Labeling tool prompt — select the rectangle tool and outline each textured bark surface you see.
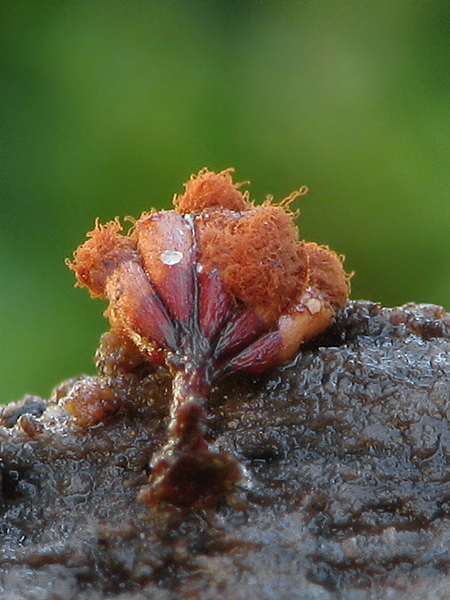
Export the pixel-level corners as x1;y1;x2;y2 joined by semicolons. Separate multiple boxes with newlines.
2;300;450;599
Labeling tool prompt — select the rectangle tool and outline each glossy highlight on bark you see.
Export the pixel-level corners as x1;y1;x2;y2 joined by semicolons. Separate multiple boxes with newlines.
67;168;351;508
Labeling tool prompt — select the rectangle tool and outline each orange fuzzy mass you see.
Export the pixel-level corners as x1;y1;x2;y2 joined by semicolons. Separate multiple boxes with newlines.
174;168;249;213
68;219;137;298
196;204;308;325
304;242;350;308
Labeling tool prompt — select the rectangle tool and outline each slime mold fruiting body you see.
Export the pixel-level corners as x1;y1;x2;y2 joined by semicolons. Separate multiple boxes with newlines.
68;168;350;507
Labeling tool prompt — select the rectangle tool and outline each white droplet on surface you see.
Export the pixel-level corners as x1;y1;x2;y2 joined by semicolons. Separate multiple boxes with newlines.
305;297;322;315
159;250;183;266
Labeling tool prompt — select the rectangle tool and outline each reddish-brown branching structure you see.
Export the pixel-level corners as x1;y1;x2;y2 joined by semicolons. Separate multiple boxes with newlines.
68;168;351;508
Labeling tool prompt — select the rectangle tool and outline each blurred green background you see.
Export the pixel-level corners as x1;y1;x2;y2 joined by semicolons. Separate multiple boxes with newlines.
1;0;450;403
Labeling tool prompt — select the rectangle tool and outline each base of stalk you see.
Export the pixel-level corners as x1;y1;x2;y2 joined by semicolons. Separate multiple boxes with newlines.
138;449;242;509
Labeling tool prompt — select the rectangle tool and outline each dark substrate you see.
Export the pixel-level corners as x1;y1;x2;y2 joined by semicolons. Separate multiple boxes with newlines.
2;301;450;599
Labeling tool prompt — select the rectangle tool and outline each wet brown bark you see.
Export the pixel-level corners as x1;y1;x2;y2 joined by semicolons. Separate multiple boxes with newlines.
1;301;450;599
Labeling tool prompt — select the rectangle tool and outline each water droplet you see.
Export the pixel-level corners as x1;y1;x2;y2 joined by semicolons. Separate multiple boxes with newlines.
160;250;183;266
305;297;322;315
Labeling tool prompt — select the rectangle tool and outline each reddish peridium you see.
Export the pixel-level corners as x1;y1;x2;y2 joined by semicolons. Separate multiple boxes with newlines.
68;168;351;508
135;211;195;323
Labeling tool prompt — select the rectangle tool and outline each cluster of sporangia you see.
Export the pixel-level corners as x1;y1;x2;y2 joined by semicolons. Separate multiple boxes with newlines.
68;168;350;508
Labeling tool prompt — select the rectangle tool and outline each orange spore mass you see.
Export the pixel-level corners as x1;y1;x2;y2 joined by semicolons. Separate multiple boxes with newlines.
304;242;350;308
68;219;137;298
196;205;308;325
174;168;248;213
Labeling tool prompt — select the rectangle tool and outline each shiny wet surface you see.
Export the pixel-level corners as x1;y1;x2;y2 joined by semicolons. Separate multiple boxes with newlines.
1;301;450;599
